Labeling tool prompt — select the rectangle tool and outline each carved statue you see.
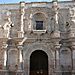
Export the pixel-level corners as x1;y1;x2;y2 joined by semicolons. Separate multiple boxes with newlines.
3;11;14;38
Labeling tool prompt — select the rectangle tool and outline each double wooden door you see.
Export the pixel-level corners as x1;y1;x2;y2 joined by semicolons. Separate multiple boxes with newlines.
30;50;48;75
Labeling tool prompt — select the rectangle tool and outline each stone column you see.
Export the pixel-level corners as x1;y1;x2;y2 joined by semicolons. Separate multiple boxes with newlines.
51;0;60;40
72;50;75;75
18;45;23;70
52;0;59;31
56;50;60;69
20;2;25;38
29;14;33;31
4;50;7;67
68;7;75;38
70;42;75;75
68;7;75;75
2;42;8;69
54;42;60;75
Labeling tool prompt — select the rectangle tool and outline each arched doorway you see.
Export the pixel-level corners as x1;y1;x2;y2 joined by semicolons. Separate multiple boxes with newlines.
30;50;48;75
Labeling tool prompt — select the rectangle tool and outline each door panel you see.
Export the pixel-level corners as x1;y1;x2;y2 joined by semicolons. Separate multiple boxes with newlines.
30;50;48;75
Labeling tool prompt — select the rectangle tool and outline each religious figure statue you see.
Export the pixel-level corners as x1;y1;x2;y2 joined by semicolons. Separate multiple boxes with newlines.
3;11;14;38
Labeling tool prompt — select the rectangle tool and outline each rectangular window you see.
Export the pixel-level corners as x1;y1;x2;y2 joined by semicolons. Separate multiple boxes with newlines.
36;21;43;30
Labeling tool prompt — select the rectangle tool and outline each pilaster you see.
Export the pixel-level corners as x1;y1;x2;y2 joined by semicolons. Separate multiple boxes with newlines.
54;41;61;75
20;1;25;38
18;45;23;70
52;0;59;32
59;31;73;74
2;42;8;70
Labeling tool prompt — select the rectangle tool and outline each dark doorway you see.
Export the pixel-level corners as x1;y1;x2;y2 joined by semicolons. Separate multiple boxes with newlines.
30;50;48;75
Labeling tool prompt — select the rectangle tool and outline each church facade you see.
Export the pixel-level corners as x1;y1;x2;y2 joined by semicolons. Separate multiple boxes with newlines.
0;0;75;75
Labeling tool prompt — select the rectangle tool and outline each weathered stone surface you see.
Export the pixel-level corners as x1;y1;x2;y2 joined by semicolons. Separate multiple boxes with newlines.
0;1;75;75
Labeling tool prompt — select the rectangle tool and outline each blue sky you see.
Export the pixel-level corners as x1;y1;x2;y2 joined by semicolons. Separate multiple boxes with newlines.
0;0;71;4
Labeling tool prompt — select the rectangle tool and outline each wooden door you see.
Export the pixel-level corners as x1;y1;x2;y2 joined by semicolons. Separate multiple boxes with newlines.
30;50;48;75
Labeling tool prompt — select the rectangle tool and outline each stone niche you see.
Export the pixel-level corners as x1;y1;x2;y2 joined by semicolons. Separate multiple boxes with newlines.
7;39;18;71
8;49;18;71
60;47;72;71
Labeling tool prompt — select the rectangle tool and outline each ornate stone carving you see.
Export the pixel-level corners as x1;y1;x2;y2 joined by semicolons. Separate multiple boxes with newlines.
3;11;14;38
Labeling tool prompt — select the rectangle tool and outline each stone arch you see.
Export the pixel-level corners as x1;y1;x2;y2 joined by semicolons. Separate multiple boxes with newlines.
30;50;48;75
23;43;54;75
30;11;48;19
29;11;49;30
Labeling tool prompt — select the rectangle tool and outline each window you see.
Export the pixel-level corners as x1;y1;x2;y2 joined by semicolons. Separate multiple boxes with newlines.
36;21;43;30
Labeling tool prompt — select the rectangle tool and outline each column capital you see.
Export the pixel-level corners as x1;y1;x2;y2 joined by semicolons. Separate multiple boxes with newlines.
2;42;8;49
18;45;23;50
